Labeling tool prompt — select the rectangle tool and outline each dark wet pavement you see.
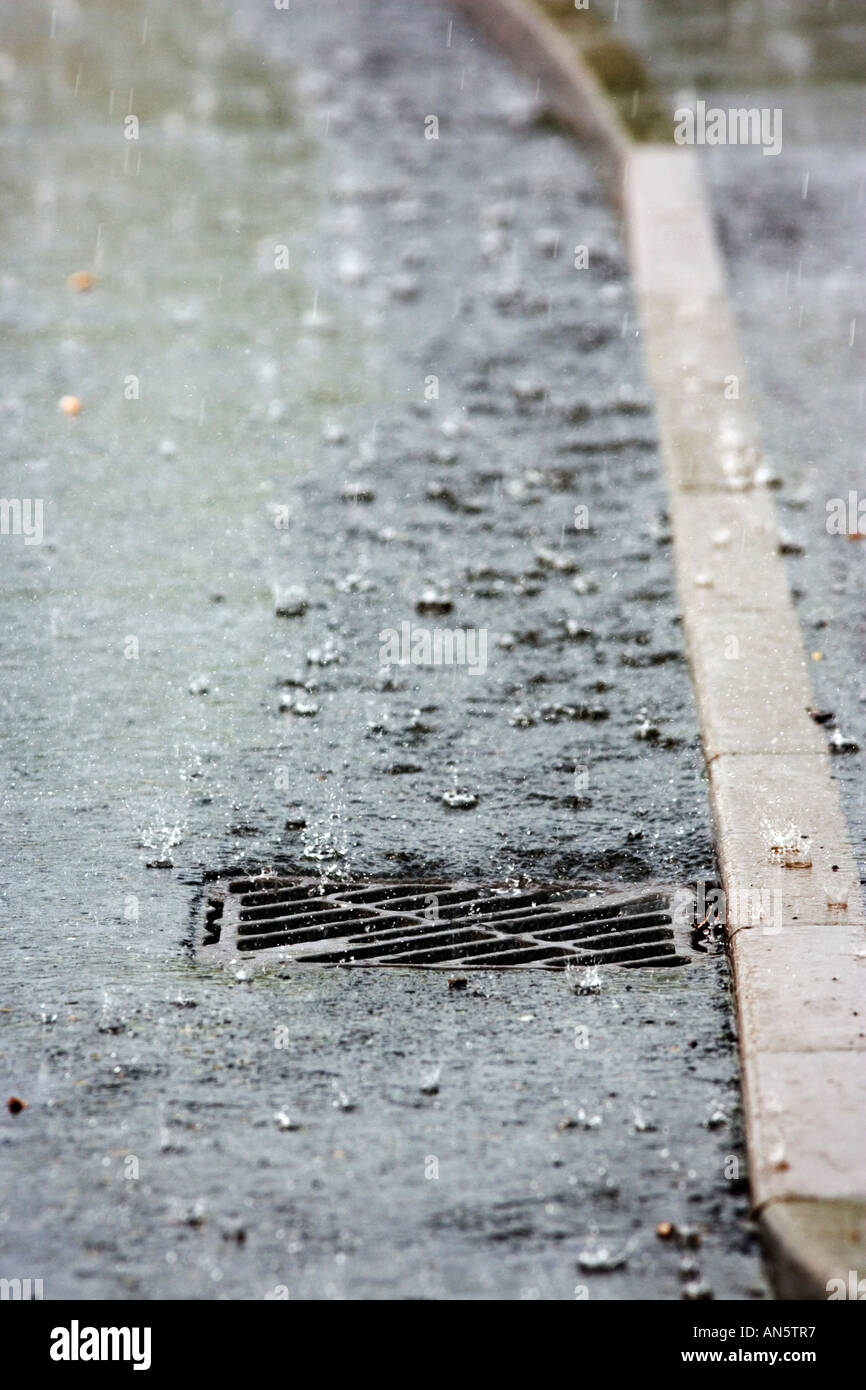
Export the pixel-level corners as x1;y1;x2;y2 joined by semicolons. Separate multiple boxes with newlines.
0;0;767;1298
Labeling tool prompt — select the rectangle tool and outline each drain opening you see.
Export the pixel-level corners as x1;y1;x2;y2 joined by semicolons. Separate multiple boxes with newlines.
197;878;702;971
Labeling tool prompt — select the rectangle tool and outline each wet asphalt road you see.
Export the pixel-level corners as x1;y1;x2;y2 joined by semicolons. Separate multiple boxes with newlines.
0;0;767;1299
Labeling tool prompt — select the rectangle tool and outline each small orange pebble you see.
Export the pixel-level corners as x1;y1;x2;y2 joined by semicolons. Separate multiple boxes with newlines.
67;270;95;292
811;651;823;662
59;395;81;416
656;1222;675;1240
7;1097;28;1115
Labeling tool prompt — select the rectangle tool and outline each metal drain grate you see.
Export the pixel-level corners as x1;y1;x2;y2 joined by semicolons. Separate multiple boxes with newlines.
198;878;698;972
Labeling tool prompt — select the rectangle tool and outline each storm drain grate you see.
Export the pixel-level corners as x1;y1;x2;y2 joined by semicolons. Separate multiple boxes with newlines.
198;878;699;971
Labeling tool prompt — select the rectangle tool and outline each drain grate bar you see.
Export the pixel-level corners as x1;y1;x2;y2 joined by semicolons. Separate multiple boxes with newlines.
198;877;700;972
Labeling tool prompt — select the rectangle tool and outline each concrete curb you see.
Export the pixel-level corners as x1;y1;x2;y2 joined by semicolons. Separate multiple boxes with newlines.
447;0;866;1299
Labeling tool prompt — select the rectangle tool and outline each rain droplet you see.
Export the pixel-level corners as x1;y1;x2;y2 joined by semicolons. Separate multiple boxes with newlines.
441;788;478;810
273;584;309;618
577;1246;627;1272
568;964;602;995
274;1111;300;1132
